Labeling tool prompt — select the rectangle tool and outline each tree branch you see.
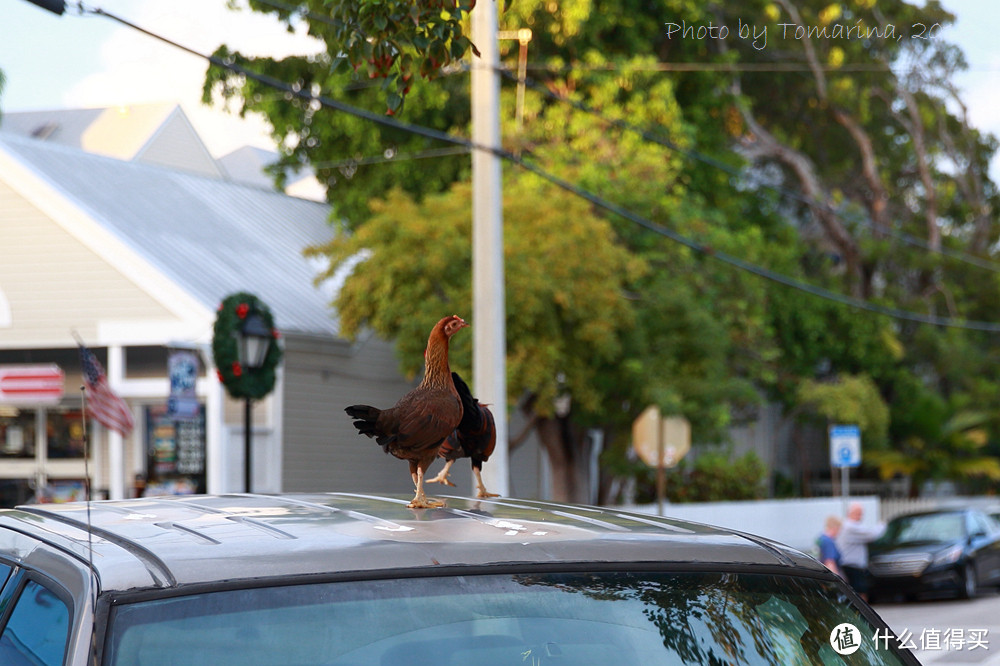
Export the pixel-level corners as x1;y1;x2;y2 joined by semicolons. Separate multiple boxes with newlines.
937;82;994;254
735;95;865;295
775;0;827;99
877;78;940;252
831;106;890;237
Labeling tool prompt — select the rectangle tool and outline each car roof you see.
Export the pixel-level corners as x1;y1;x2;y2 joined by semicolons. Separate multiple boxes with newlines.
891;508;973;520
0;493;826;593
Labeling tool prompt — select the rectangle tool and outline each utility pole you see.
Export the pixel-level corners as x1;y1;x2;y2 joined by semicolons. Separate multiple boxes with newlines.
471;0;509;496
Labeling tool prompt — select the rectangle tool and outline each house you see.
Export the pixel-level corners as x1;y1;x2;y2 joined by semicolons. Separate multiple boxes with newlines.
0;104;224;179
1;103;325;199
0;105;541;506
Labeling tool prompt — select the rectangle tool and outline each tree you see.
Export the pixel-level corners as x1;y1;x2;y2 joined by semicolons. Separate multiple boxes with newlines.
707;0;1000;490
653;0;1000;491
206;0;1000;498
796;373;890;449
868;410;1000;494
204;1;480;223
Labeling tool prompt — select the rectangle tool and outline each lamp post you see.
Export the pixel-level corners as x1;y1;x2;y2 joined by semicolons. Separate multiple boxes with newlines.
236;311;272;493
213;293;281;496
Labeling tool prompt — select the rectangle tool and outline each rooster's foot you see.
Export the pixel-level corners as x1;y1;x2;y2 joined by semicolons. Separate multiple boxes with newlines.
426;472;456;487
408;496;445;509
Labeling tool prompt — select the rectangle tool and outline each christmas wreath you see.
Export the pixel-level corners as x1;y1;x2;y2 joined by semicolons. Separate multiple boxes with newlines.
212;292;282;399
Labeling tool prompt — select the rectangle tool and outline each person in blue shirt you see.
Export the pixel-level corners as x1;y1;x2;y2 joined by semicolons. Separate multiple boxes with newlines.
818;515;843;577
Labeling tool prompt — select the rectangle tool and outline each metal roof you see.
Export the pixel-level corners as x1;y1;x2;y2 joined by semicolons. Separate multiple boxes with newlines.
0;493;825;594
0;130;340;337
0;107;107;147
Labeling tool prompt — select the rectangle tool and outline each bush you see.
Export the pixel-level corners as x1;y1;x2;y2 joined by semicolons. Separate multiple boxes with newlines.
632;448;767;503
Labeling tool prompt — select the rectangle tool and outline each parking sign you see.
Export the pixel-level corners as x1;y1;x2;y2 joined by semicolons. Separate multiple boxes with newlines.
830;425;861;468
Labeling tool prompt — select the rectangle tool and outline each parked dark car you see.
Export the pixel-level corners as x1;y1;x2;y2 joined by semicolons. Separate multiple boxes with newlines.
0;493;917;665
869;508;1000;601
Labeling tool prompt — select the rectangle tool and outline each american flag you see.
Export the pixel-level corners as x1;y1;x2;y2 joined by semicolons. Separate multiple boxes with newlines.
79;344;134;437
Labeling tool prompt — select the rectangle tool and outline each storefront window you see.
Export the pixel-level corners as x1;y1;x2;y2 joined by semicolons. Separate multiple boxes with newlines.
0;407;87;460
145;405;206;495
0;408;36;459
0;480;33;507
0;405;89;506
46;407;86;459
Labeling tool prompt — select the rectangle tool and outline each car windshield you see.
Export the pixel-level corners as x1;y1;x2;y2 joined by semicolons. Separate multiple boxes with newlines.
880;513;966;546
105;571;909;665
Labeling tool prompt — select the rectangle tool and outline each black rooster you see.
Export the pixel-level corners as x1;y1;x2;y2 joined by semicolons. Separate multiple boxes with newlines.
427;371;499;498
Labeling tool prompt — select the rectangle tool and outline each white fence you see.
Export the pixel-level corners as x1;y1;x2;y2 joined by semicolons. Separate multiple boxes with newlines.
880;496;1000;521
879;497;941;522
625;496;880;555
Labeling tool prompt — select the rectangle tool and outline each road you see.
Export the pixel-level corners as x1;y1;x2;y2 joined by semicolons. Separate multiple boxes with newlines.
872;589;1000;665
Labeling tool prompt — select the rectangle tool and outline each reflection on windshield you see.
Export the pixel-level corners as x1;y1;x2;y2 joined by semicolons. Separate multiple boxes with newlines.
108;572;909;665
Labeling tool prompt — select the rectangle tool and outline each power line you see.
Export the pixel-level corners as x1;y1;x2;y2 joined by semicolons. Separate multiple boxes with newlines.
254;0;1000;277
76;4;1000;333
249;0;1000;275
311;146;470;171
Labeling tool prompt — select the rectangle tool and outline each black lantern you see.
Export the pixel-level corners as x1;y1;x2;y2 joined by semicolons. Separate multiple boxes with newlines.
237;312;273;371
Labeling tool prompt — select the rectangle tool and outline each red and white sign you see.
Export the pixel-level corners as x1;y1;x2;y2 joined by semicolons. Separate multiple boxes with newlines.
0;365;65;404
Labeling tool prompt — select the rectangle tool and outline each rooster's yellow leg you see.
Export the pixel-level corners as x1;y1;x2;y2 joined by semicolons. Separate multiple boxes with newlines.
409;465;445;508
473;466;500;498
427;459;457;487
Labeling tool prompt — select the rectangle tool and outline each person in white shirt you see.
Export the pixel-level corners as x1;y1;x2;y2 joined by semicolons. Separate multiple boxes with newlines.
836;501;886;601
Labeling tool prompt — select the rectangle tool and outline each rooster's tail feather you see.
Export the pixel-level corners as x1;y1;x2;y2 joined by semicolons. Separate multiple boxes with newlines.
345;405;381;438
450;372;485;431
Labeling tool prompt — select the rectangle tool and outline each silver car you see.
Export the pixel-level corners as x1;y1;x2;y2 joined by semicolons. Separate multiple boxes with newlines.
0;493;917;664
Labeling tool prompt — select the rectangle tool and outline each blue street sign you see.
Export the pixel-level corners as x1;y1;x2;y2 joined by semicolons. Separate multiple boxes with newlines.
830;424;861;468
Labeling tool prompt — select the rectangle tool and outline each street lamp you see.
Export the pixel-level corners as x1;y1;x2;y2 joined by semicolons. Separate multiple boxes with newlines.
236;311;272;492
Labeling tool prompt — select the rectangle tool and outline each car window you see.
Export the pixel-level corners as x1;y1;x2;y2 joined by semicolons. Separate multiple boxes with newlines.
0;578;70;666
0;563;11;591
986;513;1000;533
969;512;993;537
107;571;910;665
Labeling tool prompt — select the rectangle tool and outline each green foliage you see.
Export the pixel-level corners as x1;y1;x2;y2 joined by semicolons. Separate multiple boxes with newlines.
868;410;1000;488
245;0;477;114
630;449;767;503
796;374;889;449
202;42;473;223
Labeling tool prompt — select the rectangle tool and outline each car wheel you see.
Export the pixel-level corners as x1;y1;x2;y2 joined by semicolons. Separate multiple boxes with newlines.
961;563;978;599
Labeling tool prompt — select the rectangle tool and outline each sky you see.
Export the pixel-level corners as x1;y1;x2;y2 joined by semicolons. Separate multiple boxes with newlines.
0;0;322;156
0;0;998;160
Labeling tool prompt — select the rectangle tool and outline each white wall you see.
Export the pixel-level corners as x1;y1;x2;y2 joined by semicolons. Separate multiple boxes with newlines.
625;496;881;555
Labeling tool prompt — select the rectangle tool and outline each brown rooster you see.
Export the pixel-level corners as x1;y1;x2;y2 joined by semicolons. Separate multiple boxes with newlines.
427;371;499;498
345;315;468;508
